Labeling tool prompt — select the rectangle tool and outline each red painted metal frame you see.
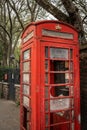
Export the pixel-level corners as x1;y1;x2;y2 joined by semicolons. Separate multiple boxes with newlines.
20;20;80;130
40;42;80;130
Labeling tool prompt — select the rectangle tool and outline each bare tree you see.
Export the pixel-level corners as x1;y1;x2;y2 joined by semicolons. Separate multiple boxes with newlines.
74;0;87;40
0;0;9;66
0;0;22;66
1;0;86;65
0;0;48;66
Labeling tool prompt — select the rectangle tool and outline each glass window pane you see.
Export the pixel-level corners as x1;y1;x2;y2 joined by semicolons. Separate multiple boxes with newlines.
22;31;33;43
45;47;48;58
50;73;69;84
42;29;73;39
23;49;31;60
45;100;49;112
65;73;69;83
50;60;69;71
45;73;48;84
50;48;68;59
70;62;73;71
28;111;31;122
45;87;49;98
70;49;73;59
70;86;74;96
72;123;74;130
50;98;70;111
50;86;69;97
72;110;74;120
65;61;69;71
23;85;30;95
71;99;74;108
23;96;29;107
23;61;30;72
45;60;48;71
23;74;30;83
45;114;49;126
70;73;73;83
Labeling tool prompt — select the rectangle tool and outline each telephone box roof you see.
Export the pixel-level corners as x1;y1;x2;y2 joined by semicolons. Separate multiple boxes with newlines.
22;20;78;37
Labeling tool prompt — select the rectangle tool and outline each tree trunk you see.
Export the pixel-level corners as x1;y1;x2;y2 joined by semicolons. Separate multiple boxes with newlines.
3;45;8;66
35;0;86;44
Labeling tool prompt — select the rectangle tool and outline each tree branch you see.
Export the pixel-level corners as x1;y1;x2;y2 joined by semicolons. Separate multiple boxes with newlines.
0;24;11;40
6;0;24;30
82;15;87;23
7;1;13;41
35;0;69;22
26;0;32;13
61;0;83;31
12;32;21;54
35;0;86;43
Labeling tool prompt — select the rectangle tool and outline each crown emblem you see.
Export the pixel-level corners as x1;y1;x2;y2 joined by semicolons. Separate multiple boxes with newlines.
56;24;62;30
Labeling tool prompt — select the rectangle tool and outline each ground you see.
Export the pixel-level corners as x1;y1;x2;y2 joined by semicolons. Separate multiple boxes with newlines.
0;99;20;130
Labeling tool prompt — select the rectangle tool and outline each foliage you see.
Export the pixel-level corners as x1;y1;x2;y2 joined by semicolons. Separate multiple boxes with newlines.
16;100;20;106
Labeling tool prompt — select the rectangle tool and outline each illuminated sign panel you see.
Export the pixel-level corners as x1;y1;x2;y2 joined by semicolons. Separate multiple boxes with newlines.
22;31;33;43
42;29;73;39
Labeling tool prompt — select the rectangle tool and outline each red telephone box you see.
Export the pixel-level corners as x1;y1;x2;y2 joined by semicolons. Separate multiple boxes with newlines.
20;20;80;130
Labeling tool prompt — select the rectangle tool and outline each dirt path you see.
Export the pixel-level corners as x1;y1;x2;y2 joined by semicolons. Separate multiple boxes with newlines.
0;99;20;130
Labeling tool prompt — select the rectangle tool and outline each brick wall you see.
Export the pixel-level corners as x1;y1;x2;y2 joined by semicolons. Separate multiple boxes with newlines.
0;82;9;99
15;84;20;104
0;82;20;103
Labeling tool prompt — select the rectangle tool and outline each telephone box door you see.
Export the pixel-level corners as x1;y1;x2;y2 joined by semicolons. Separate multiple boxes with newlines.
40;42;80;130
